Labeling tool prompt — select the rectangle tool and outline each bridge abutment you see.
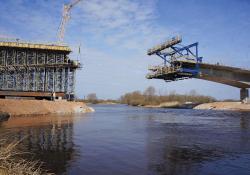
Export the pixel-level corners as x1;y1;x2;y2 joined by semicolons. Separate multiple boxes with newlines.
240;88;249;102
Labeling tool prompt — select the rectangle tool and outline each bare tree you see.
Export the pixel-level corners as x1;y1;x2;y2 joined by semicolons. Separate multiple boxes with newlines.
189;89;197;96
143;86;156;96
87;93;98;103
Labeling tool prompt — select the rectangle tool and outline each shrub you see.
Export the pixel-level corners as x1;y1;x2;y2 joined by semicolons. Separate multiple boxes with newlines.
120;87;216;106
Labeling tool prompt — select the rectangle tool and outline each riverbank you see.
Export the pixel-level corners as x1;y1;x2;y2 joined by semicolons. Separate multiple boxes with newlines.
194;102;250;111
0;99;94;116
1;104;249;174
138;101;198;109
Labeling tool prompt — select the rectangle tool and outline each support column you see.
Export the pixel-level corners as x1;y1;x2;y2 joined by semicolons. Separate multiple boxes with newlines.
240;88;249;101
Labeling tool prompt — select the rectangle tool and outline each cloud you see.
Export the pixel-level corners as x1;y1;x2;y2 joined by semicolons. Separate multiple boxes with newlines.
0;0;61;41
80;0;155;28
74;0;171;52
0;0;243;100
0;0;171;51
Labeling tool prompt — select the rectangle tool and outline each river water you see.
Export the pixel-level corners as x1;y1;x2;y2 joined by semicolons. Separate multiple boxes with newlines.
0;105;250;175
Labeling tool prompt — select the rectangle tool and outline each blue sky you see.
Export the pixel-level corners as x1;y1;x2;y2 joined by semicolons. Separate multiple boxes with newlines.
0;0;249;100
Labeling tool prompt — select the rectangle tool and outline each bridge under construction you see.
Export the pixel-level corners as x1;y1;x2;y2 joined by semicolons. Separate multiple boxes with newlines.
0;39;80;100
0;0;84;100
146;36;250;101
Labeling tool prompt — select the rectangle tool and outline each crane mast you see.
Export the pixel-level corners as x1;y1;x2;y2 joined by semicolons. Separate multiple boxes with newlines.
57;0;82;43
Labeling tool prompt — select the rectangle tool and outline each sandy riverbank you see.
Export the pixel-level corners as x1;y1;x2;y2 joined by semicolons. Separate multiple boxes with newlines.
194;102;250;111
144;101;180;108
0;99;94;116
143;101;198;109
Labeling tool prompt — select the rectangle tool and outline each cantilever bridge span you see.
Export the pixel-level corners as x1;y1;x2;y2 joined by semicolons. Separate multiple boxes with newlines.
146;36;250;101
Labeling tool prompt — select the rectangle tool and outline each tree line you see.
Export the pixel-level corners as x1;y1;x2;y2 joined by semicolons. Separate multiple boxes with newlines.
119;86;216;106
78;86;216;106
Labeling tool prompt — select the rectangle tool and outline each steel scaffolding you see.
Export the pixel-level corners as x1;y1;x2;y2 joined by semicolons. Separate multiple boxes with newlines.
0;40;80;100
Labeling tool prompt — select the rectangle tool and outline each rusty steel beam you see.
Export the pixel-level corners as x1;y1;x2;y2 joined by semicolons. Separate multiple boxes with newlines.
0;90;65;98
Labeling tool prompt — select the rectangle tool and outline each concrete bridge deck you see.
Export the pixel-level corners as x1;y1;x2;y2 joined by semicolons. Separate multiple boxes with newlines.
146;36;250;101
147;60;250;88
147;60;250;100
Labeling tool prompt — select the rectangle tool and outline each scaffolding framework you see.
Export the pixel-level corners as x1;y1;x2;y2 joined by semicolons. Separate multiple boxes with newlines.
0;41;80;100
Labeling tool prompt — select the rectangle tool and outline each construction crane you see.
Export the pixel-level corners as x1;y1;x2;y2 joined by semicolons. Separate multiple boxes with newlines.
57;0;82;43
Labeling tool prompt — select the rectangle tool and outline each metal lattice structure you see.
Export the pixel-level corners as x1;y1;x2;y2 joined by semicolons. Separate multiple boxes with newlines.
0;39;80;100
146;36;203;81
58;0;82;43
146;36;250;101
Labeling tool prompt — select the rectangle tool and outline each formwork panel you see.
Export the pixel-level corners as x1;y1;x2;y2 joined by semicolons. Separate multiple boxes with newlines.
56;53;64;64
37;52;46;64
55;68;64;92
37;68;45;91
27;67;36;91
6;70;15;89
16;68;26;91
27;51;36;65
0;41;80;99
0;70;4;89
64;68;69;93
68;68;75;93
47;53;55;64
16;50;26;65
6;50;15;65
0;49;6;66
46;68;54;92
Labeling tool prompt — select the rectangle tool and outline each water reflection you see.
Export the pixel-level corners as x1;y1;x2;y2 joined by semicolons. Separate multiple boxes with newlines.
144;111;250;175
149;144;224;175
0;106;250;175
240;115;250;130
0;115;81;174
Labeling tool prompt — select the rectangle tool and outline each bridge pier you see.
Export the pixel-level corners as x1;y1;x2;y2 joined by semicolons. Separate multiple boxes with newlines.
240;88;249;102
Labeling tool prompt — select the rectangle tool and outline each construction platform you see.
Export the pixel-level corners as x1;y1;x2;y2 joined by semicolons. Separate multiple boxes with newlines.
147;60;250;88
0;39;80;100
146;36;250;101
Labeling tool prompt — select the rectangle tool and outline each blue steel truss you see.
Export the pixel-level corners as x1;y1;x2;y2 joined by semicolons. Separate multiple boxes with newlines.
151;39;203;76
154;41;203;65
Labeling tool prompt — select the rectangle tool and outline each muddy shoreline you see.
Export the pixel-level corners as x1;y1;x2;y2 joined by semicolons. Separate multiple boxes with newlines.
143;101;199;109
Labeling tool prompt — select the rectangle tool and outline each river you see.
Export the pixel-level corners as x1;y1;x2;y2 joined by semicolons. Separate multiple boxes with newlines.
0;104;250;175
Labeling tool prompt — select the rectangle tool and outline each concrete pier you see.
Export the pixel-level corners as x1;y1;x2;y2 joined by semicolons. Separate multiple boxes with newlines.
240;88;249;102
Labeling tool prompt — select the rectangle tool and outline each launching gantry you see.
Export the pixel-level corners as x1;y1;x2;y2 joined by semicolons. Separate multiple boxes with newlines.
146;36;250;101
0;39;80;100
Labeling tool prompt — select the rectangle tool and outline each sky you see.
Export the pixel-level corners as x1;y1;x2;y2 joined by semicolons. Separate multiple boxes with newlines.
0;0;250;100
